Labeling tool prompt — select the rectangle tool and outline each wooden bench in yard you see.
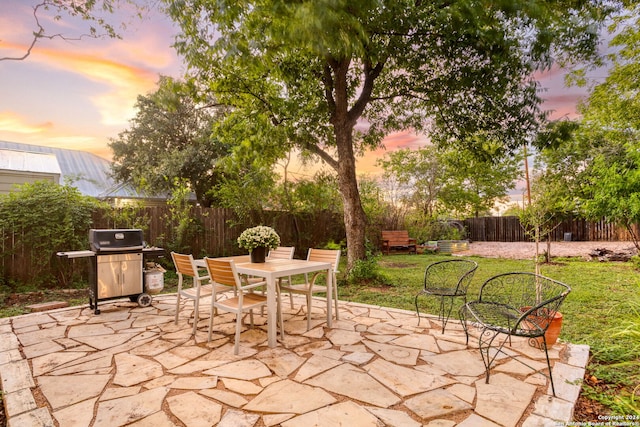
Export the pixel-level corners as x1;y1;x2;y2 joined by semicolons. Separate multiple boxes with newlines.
381;230;417;255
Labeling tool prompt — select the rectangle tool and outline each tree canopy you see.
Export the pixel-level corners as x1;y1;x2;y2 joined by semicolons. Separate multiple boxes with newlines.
537;5;640;248
109;76;278;208
164;0;617;269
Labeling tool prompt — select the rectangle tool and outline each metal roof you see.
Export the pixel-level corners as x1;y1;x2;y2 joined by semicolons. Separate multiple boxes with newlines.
0;141;144;199
0;149;61;175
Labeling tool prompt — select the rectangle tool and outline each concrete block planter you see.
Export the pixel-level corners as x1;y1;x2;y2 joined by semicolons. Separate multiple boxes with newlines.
437;240;469;254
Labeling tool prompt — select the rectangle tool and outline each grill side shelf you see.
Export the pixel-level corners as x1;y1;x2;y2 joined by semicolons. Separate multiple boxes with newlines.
57;250;96;258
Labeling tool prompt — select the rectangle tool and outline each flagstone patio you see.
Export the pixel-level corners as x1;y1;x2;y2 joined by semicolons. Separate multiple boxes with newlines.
0;294;588;426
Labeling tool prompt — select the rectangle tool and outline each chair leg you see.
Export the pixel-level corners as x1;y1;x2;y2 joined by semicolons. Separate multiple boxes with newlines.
478;328;508;385
276;289;286;342
541;335;557;397
459;305;470;345
306;293;312;331
414;293;423;326
175;295;181;325
234;312;242;355
192;300;199;335
208;301;215;342
174;276;183;325
440;296;456;334
332;274;339;321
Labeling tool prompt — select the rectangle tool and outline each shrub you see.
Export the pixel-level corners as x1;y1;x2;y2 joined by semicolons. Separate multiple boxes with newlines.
0;181;104;288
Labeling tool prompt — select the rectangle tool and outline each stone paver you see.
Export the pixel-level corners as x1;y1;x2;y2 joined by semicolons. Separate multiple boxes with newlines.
0;293;588;426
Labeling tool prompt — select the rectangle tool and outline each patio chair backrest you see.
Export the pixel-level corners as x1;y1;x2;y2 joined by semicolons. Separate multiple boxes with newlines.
478;272;571;323
204;258;241;289
268;246;295;260
423;259;478;294
307;248;340;273
171;252;199;278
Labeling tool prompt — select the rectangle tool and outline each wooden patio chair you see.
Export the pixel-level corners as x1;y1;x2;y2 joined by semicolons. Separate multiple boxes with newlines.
278;248;340;331
203;257;281;354
171;252;233;335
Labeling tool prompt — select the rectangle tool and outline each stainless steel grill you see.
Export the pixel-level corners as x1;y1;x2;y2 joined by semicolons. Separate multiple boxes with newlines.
58;229;164;314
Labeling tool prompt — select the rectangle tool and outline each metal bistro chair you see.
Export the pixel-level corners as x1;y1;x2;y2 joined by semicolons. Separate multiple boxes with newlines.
204;257;282;355
171;252;233;335
415;259;478;333
459;272;571;396
278;248;340;331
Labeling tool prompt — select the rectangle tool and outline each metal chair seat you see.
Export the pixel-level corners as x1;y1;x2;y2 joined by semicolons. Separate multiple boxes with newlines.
464;301;547;337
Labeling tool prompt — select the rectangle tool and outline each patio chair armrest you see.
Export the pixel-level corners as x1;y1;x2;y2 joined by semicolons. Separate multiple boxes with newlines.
241;280;267;291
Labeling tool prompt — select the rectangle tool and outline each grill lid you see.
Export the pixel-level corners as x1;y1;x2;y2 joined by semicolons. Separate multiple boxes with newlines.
89;229;144;252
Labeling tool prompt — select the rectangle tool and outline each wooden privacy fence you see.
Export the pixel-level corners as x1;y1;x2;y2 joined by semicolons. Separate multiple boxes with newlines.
464;216;640;242
90;207;345;259
2;207;345;285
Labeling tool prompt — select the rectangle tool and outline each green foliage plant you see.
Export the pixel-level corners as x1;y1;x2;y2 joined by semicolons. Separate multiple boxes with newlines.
404;217;464;244
346;240;387;285
109;76;233;208
0;181;103;288
101;201;150;232
162;179;201;254
551;8;640;251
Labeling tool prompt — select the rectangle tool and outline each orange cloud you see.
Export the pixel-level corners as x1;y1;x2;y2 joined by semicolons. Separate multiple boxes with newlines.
0;112;53;134
1;40;159;127
36;46;157;126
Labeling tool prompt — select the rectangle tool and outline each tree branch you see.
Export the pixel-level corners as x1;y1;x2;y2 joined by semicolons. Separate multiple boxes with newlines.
1;1;116;62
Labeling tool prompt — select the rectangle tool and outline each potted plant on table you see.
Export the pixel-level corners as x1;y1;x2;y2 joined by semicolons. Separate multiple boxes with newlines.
237;226;281;263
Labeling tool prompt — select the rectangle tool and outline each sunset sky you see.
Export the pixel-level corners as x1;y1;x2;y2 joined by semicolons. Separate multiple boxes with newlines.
1;1;590;180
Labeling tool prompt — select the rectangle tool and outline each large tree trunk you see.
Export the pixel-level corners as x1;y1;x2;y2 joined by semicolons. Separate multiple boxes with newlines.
335;124;367;271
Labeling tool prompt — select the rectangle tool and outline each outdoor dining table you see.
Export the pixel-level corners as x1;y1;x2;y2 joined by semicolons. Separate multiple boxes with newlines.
195;256;333;347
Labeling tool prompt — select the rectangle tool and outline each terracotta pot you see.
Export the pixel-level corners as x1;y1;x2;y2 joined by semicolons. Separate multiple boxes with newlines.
521;307;563;349
543;311;563;347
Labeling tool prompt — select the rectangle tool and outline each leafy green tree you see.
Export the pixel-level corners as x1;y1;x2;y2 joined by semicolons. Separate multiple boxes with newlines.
165;0;614;270
110;76;234;207
379;142;520;219
439;140;522;218
378;146;444;219
519;172;573;265
577;9;640;249
274;171;342;214
539;7;640;250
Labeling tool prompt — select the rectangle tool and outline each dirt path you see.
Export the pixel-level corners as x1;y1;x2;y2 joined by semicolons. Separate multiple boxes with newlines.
457;241;638;260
